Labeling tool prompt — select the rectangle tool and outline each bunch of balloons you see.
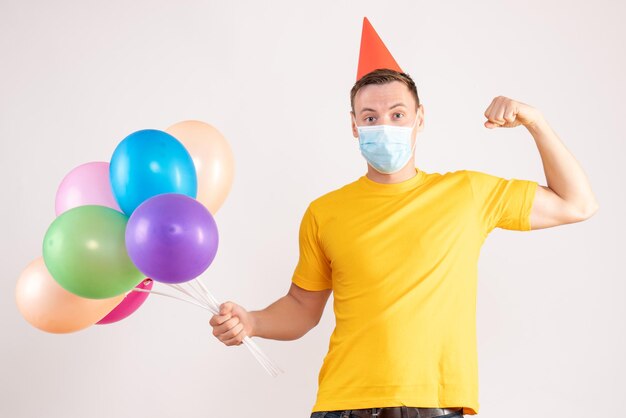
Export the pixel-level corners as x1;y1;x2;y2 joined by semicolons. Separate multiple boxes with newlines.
16;119;234;332
15;120;282;376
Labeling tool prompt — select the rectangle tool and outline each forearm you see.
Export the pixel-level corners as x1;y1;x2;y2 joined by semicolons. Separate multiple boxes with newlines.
249;294;318;341
527;115;599;216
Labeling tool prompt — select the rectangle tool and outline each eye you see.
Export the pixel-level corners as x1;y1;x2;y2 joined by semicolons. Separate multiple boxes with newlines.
364;116;375;123
394;112;404;119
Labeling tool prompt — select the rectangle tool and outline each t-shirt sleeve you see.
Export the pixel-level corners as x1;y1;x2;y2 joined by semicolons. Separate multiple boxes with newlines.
464;169;538;234
291;204;332;291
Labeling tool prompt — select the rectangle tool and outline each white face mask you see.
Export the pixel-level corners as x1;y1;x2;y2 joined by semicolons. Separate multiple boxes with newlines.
354;115;418;174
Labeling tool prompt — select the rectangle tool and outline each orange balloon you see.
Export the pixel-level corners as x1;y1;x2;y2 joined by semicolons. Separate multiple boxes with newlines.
165;120;235;215
15;257;124;334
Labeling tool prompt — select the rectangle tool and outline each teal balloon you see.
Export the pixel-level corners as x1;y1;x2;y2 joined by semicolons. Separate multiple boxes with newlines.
42;205;144;299
109;129;198;215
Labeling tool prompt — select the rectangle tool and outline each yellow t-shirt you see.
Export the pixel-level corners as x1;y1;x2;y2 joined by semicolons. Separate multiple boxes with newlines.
291;166;538;416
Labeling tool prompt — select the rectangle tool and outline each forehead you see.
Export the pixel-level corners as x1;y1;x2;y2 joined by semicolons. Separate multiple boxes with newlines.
354;80;414;112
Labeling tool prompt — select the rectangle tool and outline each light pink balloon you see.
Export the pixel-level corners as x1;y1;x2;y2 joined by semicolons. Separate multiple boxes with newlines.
96;279;153;325
55;161;121;216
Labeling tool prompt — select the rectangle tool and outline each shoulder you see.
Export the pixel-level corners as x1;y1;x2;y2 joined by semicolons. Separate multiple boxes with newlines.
308;178;362;211
427;168;470;185
420;169;475;202
446;168;492;188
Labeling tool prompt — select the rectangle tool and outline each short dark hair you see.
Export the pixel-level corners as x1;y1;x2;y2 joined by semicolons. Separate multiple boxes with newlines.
350;68;420;114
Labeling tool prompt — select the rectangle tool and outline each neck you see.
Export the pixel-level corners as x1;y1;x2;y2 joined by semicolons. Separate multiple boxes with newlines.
366;159;418;184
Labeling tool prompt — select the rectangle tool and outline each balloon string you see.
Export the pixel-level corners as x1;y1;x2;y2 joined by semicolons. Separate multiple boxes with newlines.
192;279;283;376
167;284;216;313
185;281;218;311
181;281;282;376
133;282;284;377
193;279;221;308
191;277;284;376
171;282;279;377
177;280;279;376
131;288;214;313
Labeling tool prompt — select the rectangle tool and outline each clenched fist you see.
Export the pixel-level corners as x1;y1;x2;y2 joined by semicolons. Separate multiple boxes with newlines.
483;96;543;129
209;301;255;346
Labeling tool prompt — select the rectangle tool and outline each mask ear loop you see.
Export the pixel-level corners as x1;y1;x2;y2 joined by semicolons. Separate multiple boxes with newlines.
353;114;363;132
400;113;419;174
411;110;418;151
409;113;419;153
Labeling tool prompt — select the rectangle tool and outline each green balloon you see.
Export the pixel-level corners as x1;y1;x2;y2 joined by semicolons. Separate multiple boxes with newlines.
42;205;144;299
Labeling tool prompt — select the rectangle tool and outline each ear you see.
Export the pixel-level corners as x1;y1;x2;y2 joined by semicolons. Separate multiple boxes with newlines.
416;104;425;133
350;111;358;138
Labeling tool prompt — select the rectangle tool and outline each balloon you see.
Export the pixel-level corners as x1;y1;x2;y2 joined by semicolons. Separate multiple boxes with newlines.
42;205;144;299
109;129;198;215
126;193;219;284
55;161;121;216
96;278;153;325
15;257;124;334
165;120;235;215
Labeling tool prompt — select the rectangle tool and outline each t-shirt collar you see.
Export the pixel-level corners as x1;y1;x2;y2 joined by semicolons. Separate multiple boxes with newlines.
357;167;426;194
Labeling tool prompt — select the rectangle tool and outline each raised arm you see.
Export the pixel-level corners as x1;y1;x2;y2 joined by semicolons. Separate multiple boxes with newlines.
483;96;599;230
525;116;599;229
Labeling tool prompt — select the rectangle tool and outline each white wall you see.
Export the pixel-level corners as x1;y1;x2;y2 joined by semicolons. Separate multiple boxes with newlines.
1;1;623;417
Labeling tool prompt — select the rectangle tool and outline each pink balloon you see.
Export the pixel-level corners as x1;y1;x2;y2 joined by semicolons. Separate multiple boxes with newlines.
96;279;153;325
55;161;121;216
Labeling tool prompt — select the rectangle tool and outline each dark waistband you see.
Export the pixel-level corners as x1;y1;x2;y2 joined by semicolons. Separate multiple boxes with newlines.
330;406;463;418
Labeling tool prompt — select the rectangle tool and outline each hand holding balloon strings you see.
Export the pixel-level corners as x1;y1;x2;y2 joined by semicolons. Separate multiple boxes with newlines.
131;278;283;377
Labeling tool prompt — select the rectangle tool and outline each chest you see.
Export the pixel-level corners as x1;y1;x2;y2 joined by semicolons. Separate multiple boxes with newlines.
318;185;480;283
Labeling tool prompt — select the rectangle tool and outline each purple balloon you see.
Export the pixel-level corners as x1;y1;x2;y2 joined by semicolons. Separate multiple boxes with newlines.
125;193;219;283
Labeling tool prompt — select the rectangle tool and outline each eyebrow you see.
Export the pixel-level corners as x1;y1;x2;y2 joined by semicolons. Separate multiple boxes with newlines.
359;103;407;114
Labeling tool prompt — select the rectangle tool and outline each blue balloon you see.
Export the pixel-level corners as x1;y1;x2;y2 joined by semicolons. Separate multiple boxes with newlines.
110;129;198;215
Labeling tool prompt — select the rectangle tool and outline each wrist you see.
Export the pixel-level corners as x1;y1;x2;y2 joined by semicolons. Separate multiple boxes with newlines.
248;310;261;338
525;113;548;134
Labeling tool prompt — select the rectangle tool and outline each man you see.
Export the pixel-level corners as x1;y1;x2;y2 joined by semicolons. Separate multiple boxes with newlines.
208;17;599;418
